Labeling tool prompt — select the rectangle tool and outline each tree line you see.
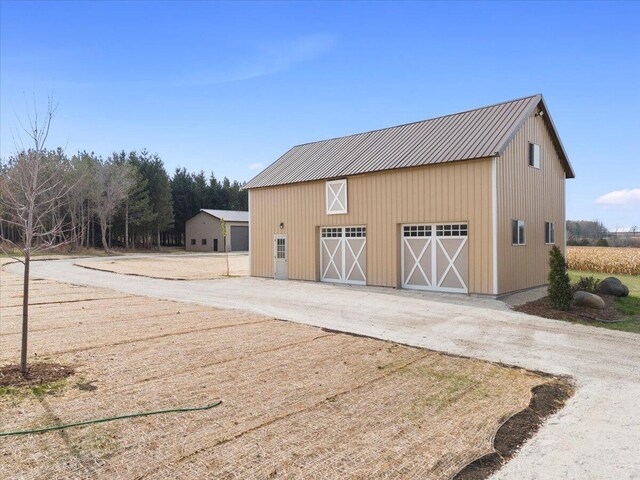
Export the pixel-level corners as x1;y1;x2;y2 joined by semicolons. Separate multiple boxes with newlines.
566;220;639;248
1;149;248;251
0;100;250;375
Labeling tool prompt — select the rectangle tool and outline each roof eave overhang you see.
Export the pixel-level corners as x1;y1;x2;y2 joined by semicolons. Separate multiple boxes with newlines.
494;95;574;179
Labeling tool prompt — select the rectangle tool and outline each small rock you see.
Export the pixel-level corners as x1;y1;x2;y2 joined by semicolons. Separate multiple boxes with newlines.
597;277;629;297
573;291;606;309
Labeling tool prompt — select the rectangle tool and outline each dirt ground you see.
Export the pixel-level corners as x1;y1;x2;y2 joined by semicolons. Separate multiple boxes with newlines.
0;269;552;479
515;294;623;323
73;254;249;280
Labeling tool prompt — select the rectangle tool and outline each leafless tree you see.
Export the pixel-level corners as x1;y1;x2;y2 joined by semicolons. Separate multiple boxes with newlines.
94;157;134;252
220;217;230;276
0;98;76;375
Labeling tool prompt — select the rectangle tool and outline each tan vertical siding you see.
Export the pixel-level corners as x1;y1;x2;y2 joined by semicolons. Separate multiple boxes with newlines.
249;159;495;294
185;212;247;252
185;212;222;252
496;113;567;294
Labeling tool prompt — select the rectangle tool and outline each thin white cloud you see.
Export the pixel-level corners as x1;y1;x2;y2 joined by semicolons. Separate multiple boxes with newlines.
58;34;338;89
248;162;264;171
181;33;337;87
595;188;640;206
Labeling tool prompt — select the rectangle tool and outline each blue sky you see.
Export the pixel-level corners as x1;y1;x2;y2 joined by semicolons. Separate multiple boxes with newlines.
1;1;639;229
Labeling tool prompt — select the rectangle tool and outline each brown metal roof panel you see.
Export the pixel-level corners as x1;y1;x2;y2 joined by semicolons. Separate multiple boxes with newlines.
360;122;429;171
472;98;532;158
243;94;570;189
277;138;348;184
456;102;511;156
426;106;490;164
340;121;425;175
310;133;374;180
275;141;338;184
398;115;448;168
408;114;458;165
288;133;374;184
337;127;399;169
468;100;524;158
492;95;541;155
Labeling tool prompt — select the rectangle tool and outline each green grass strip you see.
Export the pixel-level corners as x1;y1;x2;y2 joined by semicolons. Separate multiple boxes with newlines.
0;400;222;437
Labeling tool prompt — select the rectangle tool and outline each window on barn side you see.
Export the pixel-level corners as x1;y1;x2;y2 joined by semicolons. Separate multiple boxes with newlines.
190;239;196;245
201;239;207;245
545;222;555;244
512;220;526;245
326;179;347;215
529;143;540;168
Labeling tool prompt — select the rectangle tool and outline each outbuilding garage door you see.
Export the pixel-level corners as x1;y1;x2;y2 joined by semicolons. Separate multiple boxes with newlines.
320;226;366;285
401;223;468;293
230;225;249;251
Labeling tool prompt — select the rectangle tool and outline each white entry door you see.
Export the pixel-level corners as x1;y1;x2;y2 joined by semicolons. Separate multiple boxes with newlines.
274;235;288;280
401;223;468;293
320;226;366;285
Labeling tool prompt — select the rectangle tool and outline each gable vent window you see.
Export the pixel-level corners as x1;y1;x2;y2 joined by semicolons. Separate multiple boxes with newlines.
326;179;348;215
512;220;526;245
529;143;540;168
545;222;555;244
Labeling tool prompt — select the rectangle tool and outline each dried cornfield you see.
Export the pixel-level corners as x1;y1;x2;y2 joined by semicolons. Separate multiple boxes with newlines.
0;266;551;479
567;247;640;275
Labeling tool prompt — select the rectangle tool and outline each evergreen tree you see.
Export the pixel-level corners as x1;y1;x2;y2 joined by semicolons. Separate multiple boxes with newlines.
133;150;174;248
548;246;573;311
170;167;197;236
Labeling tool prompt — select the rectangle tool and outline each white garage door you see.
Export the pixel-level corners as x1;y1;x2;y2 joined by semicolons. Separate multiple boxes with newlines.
401;223;468;293
320;226;366;285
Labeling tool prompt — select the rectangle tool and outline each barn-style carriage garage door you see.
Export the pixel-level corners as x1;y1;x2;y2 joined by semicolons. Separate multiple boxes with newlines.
401;223;468;293
320;227;366;285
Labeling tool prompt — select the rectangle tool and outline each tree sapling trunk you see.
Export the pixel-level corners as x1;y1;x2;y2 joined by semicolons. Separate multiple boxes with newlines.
20;255;30;375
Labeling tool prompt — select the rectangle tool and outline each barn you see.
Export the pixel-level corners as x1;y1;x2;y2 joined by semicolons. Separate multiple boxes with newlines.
244;94;575;296
185;209;249;252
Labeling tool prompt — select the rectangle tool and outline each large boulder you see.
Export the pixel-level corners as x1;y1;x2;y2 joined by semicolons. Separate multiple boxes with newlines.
597;277;629;297
573;291;606;309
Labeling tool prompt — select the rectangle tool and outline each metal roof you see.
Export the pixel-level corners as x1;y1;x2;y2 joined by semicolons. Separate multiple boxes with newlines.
199;209;249;222
244;94;574;189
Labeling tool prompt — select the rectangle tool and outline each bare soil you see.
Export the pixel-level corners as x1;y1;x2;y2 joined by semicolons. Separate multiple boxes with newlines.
0;363;75;388
0;268;569;479
515;294;624;323
74;254;249;280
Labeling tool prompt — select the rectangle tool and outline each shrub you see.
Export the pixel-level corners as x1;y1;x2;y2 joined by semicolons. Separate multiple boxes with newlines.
548;246;572;311
572;276;601;293
595;238;609;247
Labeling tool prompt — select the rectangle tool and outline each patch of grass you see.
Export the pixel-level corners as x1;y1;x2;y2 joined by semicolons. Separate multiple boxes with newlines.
0;386;20;396
0;378;69;399
568;270;640;333
615;296;640;316
30;379;68;397
568;270;640;296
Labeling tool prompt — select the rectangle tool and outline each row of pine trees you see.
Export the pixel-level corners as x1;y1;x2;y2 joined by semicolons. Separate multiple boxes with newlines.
1;148;248;250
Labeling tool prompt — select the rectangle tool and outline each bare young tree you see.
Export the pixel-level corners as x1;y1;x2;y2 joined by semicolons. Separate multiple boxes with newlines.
94;157;133;252
0;98;76;375
220;217;229;276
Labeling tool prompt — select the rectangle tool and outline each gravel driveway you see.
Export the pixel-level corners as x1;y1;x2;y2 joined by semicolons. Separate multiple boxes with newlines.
5;256;640;480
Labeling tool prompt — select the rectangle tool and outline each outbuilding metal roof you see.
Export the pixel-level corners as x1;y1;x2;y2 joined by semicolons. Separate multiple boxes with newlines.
199;209;249;222
244;94;574;189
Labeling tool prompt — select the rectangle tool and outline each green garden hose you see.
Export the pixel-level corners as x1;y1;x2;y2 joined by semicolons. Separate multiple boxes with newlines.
0;400;222;437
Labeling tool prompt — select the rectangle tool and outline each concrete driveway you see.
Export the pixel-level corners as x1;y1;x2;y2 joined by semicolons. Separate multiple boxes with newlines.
5;257;640;480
